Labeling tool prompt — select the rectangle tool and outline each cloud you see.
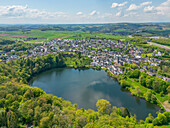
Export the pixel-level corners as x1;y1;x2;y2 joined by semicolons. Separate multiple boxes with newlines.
0;5;67;19
0;5;28;17
99;13;113;18
127;4;140;11
111;2;128;8
115;11;122;17
90;10;99;16
127;1;152;11
144;6;155;13
124;12;137;17
142;0;170;16
0;1;169;24
161;0;170;6
156;0;170;16
76;12;83;15
141;1;152;6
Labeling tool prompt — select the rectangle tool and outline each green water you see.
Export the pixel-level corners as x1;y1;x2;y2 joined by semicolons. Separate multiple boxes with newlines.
30;68;161;120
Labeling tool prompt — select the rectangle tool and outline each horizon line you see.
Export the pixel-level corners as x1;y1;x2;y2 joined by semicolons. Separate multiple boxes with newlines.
0;22;170;25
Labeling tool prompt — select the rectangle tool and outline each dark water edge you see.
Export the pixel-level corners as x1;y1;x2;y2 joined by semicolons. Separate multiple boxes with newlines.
30;68;162;121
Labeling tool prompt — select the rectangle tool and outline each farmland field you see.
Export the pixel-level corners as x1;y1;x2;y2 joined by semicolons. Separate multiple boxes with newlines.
0;30;129;43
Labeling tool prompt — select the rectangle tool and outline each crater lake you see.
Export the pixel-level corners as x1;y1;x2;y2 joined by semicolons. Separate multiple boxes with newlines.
30;68;162;120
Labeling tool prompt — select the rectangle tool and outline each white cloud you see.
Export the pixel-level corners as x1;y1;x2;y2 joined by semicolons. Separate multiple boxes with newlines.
156;0;170;16
111;2;128;8
116;11;122;17
90;10;99;16
0;5;67;19
0;5;28;17
142;0;170;16
127;1;152;11
99;13;113;18
124;12;137;17
144;6;155;13
161;0;170;6
76;12;83;15
127;4;140;11
141;1;152;6
0;2;169;24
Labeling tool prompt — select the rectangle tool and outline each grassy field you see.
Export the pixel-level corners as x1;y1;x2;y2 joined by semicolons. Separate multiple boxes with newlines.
151;38;170;47
126;78;168;103
142;53;153;58
105;69;168;110
0;30;80;38
125;78;168;109
154;124;170;128
0;30;129;43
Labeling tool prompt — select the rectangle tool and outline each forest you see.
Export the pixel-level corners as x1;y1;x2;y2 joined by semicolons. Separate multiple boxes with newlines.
0;53;169;127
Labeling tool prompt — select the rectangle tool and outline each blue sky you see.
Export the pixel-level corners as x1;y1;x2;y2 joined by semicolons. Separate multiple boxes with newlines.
0;0;169;24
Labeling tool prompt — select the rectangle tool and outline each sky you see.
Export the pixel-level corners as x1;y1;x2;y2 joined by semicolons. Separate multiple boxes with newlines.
0;0;169;24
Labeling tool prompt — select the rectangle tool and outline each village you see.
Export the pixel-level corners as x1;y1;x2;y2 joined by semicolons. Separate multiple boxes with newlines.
0;38;169;81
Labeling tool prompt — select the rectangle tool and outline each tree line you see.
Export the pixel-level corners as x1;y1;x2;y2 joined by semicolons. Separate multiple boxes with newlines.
0;53;169;127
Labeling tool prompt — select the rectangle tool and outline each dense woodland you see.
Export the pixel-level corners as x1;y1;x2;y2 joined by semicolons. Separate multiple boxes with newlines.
0;53;169;127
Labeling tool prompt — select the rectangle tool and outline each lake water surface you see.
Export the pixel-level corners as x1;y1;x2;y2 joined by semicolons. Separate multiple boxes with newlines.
30;68;161;120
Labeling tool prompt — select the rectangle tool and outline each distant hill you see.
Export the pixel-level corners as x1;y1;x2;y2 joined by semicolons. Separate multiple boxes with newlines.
0;23;170;37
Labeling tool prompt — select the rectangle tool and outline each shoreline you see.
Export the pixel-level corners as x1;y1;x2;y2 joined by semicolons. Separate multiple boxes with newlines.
29;65;166;112
101;67;168;112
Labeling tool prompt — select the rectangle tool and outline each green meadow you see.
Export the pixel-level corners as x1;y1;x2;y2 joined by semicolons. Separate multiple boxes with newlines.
0;30;129;43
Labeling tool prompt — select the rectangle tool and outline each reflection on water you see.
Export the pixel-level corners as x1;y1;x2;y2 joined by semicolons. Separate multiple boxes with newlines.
30;68;161;120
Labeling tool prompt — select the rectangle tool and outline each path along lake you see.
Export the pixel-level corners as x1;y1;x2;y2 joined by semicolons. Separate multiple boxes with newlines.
30;68;161;120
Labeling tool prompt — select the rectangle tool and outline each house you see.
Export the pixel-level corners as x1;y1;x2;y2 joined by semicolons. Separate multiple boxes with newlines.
150;63;159;66
11;49;15;52
135;55;141;59
148;72;155;76
157;51;162;56
163;77;170;81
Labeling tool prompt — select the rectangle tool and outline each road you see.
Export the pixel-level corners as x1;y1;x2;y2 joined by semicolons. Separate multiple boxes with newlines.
155;96;170;112
148;42;170;50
